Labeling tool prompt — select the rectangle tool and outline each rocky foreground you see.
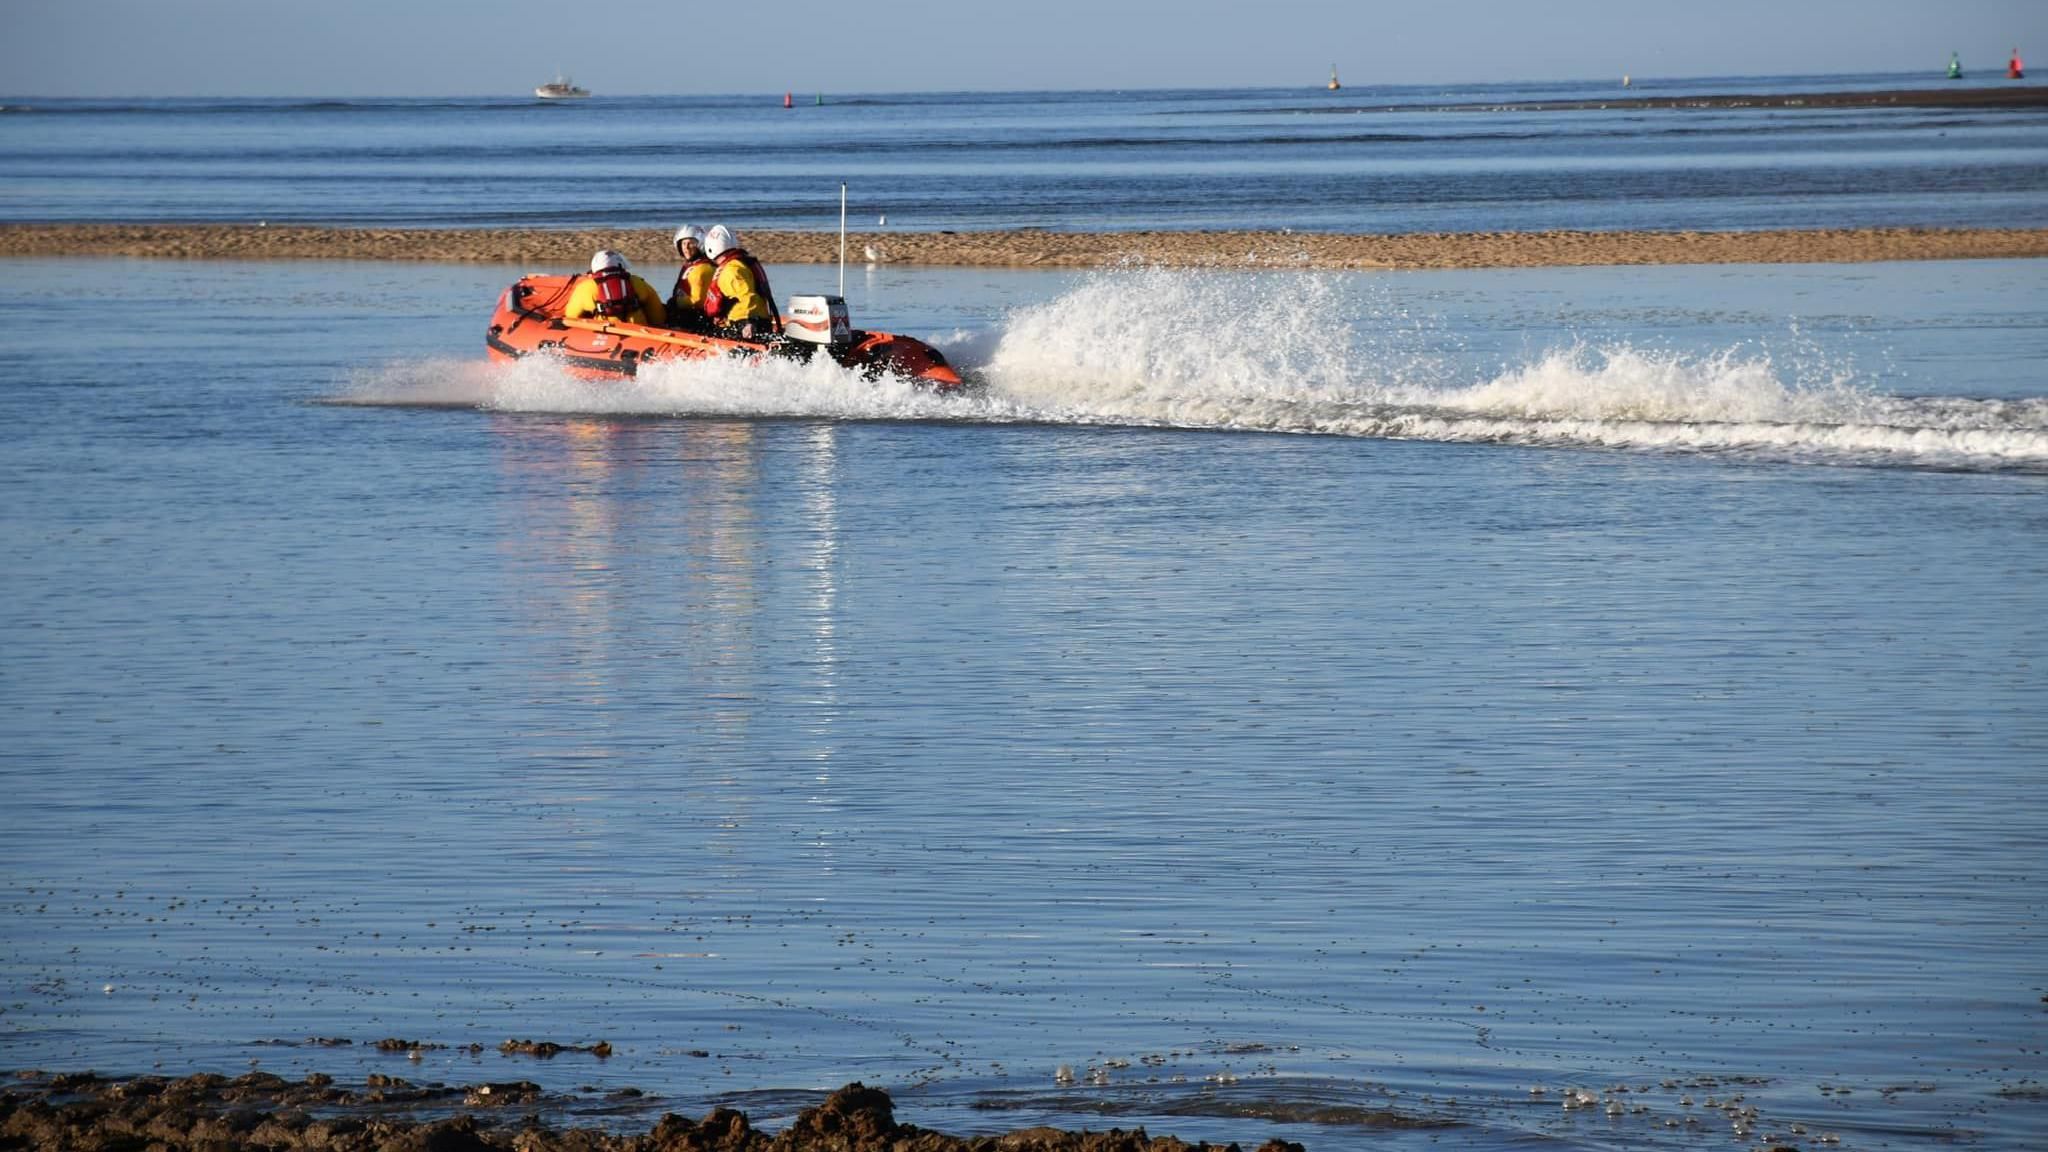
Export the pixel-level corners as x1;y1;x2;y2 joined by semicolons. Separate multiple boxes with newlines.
0;1074;1305;1152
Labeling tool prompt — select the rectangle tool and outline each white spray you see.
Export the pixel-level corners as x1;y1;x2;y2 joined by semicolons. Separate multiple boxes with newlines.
339;268;2048;471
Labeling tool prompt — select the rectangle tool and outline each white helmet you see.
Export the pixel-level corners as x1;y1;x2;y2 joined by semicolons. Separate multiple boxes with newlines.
590;249;627;273
702;225;735;260
672;224;704;251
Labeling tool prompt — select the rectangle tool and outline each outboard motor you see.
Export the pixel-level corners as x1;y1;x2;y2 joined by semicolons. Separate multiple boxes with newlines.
783;295;853;348
774;292;960;389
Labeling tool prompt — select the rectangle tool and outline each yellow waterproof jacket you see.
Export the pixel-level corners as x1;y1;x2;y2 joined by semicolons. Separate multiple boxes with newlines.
668;259;716;319
563;273;667;326
708;253;773;324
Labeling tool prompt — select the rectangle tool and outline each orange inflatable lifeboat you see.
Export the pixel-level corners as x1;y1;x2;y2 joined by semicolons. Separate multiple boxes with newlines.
485;274;963;392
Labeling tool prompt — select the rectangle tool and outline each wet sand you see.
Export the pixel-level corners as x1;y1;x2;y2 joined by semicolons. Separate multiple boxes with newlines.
4;223;2046;270
0;1074;1310;1152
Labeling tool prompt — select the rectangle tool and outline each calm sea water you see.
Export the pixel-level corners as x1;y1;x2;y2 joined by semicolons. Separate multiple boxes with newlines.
2;253;2045;1152
2;72;2045;232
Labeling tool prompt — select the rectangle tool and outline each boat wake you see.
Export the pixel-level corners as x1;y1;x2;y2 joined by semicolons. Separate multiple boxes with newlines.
338;348;965;421
339;269;2048;472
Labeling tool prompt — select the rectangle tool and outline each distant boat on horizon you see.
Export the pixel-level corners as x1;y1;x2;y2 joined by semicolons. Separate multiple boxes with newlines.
535;74;590;100
1327;65;1341;91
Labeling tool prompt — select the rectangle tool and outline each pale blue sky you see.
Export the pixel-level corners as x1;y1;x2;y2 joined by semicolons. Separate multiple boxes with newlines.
4;0;2043;97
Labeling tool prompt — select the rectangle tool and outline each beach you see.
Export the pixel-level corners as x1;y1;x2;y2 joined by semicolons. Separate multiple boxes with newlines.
6;223;2047;268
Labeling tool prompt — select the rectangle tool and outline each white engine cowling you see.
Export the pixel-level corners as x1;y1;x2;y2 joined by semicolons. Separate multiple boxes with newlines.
783;295;852;345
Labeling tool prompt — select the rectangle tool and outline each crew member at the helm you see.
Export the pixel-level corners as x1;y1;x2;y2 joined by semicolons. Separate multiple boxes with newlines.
666;224;716;330
700;225;778;339
563;249;666;325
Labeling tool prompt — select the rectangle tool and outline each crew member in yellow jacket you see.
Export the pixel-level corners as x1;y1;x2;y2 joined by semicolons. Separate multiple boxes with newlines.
700;225;778;339
665;224;716;330
564;250;666;326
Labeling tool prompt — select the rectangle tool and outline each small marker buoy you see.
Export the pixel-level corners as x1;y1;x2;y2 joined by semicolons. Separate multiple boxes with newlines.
784;91;793;108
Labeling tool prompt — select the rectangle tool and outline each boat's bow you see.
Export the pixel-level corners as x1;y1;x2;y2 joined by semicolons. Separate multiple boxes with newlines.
838;330;962;390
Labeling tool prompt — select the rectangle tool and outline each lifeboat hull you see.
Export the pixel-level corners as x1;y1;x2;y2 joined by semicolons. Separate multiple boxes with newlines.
485;275;963;391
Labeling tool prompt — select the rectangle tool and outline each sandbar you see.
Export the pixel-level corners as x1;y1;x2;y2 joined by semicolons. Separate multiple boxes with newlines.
1351;84;2048;113
4;223;2046;270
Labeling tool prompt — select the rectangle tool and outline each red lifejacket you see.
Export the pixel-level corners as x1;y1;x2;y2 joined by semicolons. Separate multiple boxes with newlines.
670;256;713;303
591;267;637;318
703;248;777;323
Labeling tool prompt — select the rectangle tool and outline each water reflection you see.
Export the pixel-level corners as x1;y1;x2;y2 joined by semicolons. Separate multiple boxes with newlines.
516;418;624;704
490;414;775;700
486;416;852;876
797;424;841;873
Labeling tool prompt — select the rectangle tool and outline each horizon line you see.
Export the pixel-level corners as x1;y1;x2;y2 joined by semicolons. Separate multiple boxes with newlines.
0;65;2012;104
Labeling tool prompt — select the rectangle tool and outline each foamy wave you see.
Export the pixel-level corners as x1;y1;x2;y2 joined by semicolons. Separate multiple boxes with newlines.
338;269;2048;471
1274;402;2048;466
1431;344;1849;424
1400;345;2048;465
336;357;505;407
490;351;958;420
335;350;965;421
985;267;1376;405
973;268;2048;469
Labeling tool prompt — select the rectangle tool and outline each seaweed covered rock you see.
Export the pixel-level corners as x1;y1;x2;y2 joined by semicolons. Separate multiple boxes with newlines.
0;1075;1291;1152
773;1084;896;1152
647;1107;757;1152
